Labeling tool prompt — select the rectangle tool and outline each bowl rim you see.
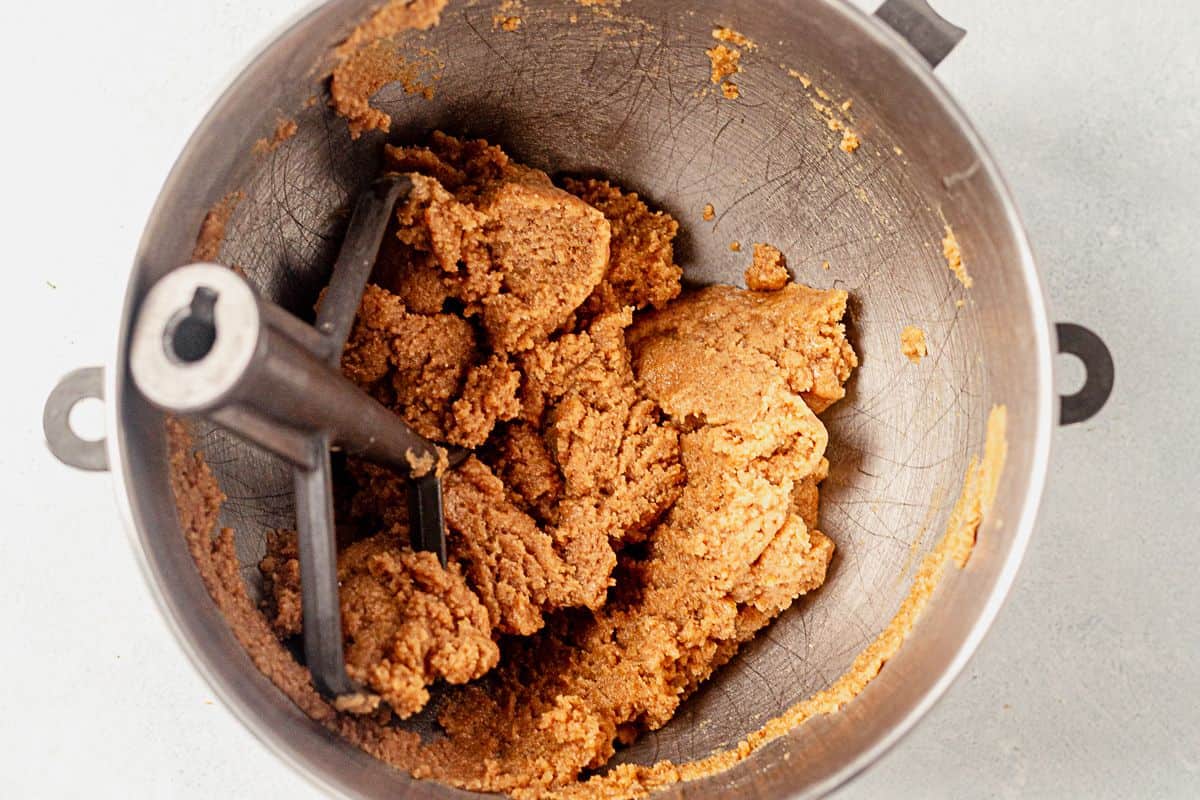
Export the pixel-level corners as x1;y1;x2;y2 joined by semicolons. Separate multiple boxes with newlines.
102;1;1055;798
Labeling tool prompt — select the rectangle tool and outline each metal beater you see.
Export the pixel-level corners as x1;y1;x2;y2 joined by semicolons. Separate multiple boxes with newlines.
129;175;459;701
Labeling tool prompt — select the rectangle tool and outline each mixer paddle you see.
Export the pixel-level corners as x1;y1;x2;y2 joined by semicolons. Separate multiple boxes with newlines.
129;175;462;700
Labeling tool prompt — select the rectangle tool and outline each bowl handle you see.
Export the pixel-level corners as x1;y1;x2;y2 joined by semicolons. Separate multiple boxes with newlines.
875;0;966;68
43;366;109;471
1056;323;1114;425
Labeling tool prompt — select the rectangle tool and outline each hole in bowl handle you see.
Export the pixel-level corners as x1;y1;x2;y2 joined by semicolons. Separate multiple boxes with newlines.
874;0;966;68
43;366;109;471
1056;323;1114;426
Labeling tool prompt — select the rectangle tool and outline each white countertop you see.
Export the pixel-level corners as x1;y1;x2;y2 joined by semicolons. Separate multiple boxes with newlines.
4;0;1197;797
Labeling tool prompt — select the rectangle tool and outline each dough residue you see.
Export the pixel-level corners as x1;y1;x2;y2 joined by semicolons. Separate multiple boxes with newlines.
329;0;448;138
711;25;756;50
782;66;861;153
493;0;524;31
901;325;927;364
786;67;812;88
745;243;790;291
943;225;973;289
253;118;298;155
706;26;754;100
706;44;740;85
334;0;448;59
191;191;244;263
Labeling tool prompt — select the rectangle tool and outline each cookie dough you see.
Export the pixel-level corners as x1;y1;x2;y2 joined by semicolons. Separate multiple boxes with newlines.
745;242;790;291
901;325;927;363
943;225;972;289
262;134;686;710
247;133;856;793
329;0;448;137
191;191;243;263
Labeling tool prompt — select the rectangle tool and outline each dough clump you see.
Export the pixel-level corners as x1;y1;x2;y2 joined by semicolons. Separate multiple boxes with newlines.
258;134;857;792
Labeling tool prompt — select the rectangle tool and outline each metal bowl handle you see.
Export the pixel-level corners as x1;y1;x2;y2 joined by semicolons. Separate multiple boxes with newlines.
1056;323;1114;425
875;0;966;67
43;366;109;471
873;3;1116;426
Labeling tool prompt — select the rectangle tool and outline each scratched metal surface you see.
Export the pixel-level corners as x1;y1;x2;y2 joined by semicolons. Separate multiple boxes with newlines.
118;0;1050;797
838;1;1200;798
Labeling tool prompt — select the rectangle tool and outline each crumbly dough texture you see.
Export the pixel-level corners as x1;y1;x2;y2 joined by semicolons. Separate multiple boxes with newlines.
901;325;928;364
706;43;740;85
191;191;243;263
233;133;858;793
943;225;973;289
745;243;790;291
329;0;448;137
253;118;298;154
175;136;1007;799
545;407;1008;799
265;134;689;717
172;394;1004;800
420;272;851;794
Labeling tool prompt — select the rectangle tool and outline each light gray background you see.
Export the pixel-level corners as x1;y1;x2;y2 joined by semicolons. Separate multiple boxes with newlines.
3;0;1197;797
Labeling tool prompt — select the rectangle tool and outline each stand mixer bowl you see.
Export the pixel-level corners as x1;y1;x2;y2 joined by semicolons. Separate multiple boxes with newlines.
49;0;1064;797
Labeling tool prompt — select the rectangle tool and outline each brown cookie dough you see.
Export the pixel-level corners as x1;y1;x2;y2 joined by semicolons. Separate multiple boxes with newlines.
191;191;243;263
329;0;449;138
629;282;858;414
337;533;497;716
419;282;846;793
943;225;972;289
745;242;790;291
238;133;856;792
561;177;682;319
706;43;740;85
901;325;928;363
262;134;687;718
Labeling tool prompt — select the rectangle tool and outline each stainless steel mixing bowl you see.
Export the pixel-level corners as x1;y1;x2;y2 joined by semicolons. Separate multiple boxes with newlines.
44;0;1114;797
